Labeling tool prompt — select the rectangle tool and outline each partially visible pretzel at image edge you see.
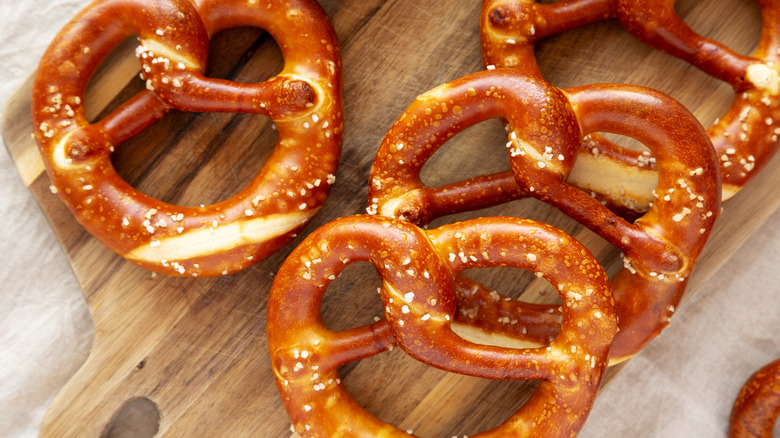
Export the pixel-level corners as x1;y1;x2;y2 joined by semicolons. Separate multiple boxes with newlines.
31;0;343;277
368;68;721;363
480;0;780;215
729;358;780;438
268;214;617;437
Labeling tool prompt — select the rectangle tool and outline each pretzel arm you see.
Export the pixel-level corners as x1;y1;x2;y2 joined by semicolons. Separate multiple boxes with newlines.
535;0;616;37
307;323;397;373
145;74;317;117
453;274;561;347
615;0;753;87
429;171;525;217
94;90;169;145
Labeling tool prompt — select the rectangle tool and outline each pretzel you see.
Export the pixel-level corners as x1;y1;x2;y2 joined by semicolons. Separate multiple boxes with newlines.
31;0;342;276
480;0;780;212
267;214;616;437
729;358;780;438
368;68;721;363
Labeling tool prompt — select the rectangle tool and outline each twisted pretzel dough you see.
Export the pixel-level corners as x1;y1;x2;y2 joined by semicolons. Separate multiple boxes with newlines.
32;0;342;276
481;0;780;212
268;214;616;437
368;68;720;363
729;358;780;438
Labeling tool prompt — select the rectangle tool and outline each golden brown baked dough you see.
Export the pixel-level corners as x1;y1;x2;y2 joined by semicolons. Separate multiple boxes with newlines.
268;214;617;437
32;0;343;276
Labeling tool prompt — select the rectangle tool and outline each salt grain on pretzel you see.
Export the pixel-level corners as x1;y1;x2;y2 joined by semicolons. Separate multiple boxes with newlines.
268;214;616;437
369;68;720;363
481;0;780;211
729;358;780;438
32;0;342;276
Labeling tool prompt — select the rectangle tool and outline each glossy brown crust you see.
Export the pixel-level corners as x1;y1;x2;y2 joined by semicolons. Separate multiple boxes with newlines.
481;0;780;206
31;0;343;277
368;69;721;363
729;358;780;438
267;215;616;437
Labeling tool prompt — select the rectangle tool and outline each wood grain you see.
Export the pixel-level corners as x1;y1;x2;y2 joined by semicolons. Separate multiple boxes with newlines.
2;0;779;436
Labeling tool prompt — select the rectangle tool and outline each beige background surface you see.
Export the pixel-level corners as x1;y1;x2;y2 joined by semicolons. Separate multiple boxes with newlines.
0;0;778;437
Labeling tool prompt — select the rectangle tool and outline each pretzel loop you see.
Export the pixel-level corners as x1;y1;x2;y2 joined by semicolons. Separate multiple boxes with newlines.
369;69;720;362
268;215;616;437
32;0;343;277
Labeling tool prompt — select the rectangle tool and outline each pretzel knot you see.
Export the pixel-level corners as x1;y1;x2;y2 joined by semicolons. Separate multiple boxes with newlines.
481;0;780;211
267;214;616;437
729;358;780;438
368;68;721;363
31;0;343;276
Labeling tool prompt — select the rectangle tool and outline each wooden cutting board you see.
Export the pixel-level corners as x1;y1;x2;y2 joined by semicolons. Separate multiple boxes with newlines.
4;0;780;436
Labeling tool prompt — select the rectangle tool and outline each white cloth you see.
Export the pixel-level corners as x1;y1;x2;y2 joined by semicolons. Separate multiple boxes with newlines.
0;1;777;437
0;1;94;436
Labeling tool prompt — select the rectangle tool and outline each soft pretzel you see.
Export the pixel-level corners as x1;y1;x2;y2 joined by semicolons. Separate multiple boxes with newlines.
267;214;616;437
480;0;780;212
368;68;721;363
729;358;780;438
31;0;342;276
